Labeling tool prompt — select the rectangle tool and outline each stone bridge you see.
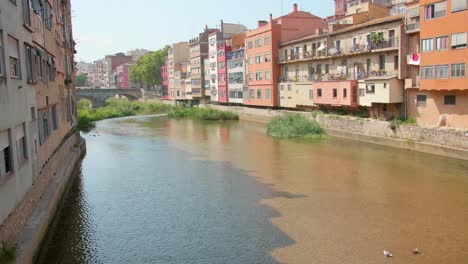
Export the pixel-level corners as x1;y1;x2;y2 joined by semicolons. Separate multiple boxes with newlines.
77;88;144;107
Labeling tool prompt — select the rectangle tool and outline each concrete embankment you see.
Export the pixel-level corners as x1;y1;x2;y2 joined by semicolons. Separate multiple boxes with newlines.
0;130;86;264
203;104;468;161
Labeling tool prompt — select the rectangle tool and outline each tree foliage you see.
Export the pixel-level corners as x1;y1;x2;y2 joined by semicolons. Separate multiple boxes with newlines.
129;47;168;87
75;74;88;87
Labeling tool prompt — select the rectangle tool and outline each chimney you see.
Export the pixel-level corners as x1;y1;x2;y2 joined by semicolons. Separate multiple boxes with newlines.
258;20;268;27
270;13;273;22
293;3;298;12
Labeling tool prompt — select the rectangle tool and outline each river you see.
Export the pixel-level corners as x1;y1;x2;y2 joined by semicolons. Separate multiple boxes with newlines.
37;115;468;264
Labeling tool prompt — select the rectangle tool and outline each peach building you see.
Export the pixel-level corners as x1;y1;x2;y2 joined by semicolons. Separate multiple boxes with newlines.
244;4;328;107
407;0;468;128
278;15;406;119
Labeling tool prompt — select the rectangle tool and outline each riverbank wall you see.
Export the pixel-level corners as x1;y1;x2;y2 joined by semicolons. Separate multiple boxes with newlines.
0;129;86;263
202;104;468;160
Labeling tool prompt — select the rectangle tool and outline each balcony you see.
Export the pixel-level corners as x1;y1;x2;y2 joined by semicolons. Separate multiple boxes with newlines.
278;38;398;64
279;70;397;83
406;22;420;33
405;76;420;89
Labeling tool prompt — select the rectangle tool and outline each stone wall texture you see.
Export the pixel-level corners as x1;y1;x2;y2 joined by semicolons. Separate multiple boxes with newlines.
203;104;468;158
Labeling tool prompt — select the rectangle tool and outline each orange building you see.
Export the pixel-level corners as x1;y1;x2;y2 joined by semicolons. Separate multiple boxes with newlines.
408;0;468;128
244;4;328;107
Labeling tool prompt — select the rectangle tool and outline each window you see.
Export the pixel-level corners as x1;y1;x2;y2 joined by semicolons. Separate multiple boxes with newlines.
316;64;322;75
325;64;329;74
265;70;271;80
435;65;449;79
0;130;12;181
44;2;52;30
451;33;467;49
219;62;225;69
309;89;313;99
0;32;4;76
317;89;322;97
288;84;292;91
16;124;27;165
22;0;31;26
343;88;347;98
451;63;465;78
436;36;449;50
424;1;446;19
280;85;284;91
248;41;253;49
249;89;254;99
255;54;262;64
256;71;263;80
422;38;433;52
249;56;254;65
394;56;399;70
264;35;270;45
421;66;434;79
452;0;467;12
265;52;271;62
366;84;375;93
332;89;338;98
257;89;262;99
266;89;271;100
359;89;365;96
8;36;20;78
416;94;427;107
249;73;254;81
444;95;456;105
25;45;35;83
38;109;51;145
379;55;385;70
255;38;262;48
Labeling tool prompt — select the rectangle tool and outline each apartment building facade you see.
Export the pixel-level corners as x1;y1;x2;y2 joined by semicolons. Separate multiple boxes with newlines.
208;22;247;103
227;48;247;104
104;53;132;88
161;64;169;99
278;15;407;118
244;4;328;107
407;0;468;128
167;42;189;101
1;0;77;228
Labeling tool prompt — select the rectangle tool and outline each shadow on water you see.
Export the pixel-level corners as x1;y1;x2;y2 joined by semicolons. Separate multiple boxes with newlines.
36;128;304;264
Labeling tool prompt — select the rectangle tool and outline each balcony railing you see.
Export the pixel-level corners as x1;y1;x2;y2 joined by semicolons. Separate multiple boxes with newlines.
278;38;399;64
279;70;397;83
406;22;420;32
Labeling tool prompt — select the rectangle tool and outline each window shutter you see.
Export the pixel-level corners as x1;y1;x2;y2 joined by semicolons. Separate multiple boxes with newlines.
0;130;9;150
7;36;19;59
452;0;467;12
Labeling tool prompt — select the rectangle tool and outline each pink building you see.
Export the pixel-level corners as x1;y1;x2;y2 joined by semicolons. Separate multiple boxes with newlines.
312;80;358;107
116;63;132;89
161;64;169;99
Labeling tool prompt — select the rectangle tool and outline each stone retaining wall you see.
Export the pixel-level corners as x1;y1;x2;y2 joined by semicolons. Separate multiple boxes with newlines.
0;129;85;262
203;104;468;159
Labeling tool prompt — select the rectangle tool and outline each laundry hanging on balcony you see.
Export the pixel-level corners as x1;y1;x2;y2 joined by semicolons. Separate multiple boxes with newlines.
408;53;420;65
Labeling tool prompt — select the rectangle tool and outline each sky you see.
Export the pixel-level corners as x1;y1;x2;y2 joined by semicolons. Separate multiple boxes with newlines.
72;0;334;62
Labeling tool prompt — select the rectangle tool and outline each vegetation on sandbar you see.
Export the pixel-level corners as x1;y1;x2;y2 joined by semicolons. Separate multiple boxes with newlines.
267;114;327;139
77;99;239;131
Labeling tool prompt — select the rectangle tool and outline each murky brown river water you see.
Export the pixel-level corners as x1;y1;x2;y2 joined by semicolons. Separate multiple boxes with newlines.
38;115;468;264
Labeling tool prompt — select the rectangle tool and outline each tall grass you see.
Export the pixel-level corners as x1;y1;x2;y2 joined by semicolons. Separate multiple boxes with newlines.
77;99;171;131
77;99;239;131
0;243;15;264
267;114;326;138
168;107;239;121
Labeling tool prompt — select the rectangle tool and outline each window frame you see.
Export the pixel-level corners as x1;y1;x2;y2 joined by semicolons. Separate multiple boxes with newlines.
444;95;456;105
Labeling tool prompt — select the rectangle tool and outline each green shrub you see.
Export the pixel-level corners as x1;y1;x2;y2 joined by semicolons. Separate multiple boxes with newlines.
311;110;324;118
267;114;326;138
389;118;402;131
0;243;15;264
355;106;370;118
401;117;417;125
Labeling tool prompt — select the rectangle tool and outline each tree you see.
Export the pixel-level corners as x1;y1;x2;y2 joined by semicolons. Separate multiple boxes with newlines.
76;74;88;87
129;47;168;88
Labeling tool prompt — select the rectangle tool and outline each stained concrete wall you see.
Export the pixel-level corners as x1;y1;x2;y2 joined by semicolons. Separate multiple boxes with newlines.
202;104;468;160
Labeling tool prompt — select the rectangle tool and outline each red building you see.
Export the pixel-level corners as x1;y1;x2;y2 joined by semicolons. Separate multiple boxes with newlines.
244;4;328;107
116;63;132;89
217;39;231;103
